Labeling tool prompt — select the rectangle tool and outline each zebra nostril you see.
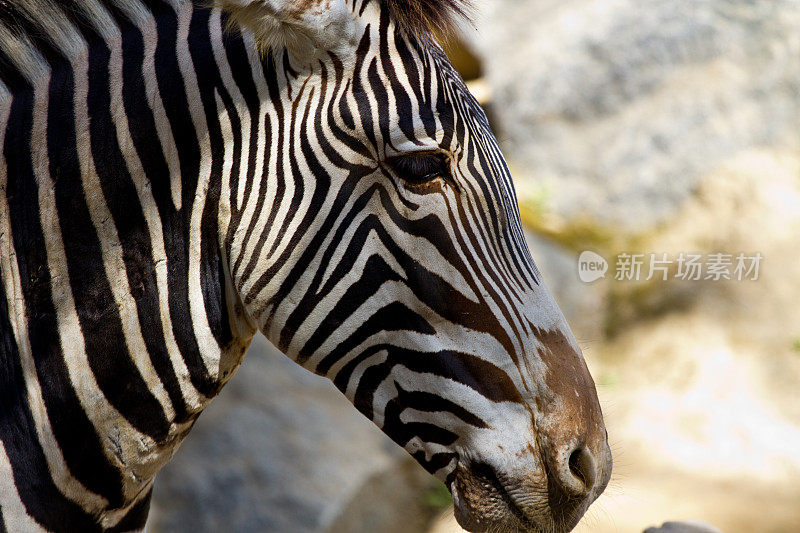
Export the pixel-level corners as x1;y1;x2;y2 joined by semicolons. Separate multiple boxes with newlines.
566;445;596;495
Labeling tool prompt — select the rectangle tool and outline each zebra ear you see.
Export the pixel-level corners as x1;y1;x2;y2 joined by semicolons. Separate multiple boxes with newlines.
216;0;358;61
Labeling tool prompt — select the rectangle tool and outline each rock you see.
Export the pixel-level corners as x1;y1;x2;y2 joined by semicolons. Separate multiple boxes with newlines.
469;0;800;230
644;520;724;533
149;336;436;533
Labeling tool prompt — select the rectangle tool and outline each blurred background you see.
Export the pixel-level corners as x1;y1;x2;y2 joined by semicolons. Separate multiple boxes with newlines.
150;1;800;531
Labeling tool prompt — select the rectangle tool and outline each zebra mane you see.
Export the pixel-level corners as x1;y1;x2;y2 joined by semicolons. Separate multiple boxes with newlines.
380;0;472;41
0;0;473;92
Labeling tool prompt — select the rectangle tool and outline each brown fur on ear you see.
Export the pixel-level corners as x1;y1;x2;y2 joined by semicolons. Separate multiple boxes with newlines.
381;0;472;42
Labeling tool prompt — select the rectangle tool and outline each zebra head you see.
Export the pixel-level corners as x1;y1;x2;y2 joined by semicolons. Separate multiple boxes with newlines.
220;0;612;530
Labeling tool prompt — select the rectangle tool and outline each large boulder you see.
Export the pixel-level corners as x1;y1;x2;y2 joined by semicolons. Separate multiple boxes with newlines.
149;336;436;533
470;0;800;229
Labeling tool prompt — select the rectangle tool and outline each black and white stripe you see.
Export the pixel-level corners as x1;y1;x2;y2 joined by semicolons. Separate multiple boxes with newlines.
1;1;611;531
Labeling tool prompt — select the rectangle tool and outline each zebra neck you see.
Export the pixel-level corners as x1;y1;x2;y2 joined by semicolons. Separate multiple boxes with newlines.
0;2;263;529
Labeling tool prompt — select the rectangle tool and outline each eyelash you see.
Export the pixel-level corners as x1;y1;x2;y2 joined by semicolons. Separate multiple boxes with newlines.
385;152;453;186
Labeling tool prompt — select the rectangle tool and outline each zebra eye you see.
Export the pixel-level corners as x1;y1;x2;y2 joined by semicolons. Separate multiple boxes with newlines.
386;152;451;186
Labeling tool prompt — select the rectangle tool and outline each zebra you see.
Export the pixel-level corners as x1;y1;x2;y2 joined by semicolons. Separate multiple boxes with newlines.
0;0;612;531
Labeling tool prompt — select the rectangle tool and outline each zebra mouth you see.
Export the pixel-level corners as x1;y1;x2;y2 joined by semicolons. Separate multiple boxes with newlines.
448;456;604;533
449;462;554;533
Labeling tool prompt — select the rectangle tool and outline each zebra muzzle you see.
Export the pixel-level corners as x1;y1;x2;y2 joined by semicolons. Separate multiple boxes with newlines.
449;443;609;533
